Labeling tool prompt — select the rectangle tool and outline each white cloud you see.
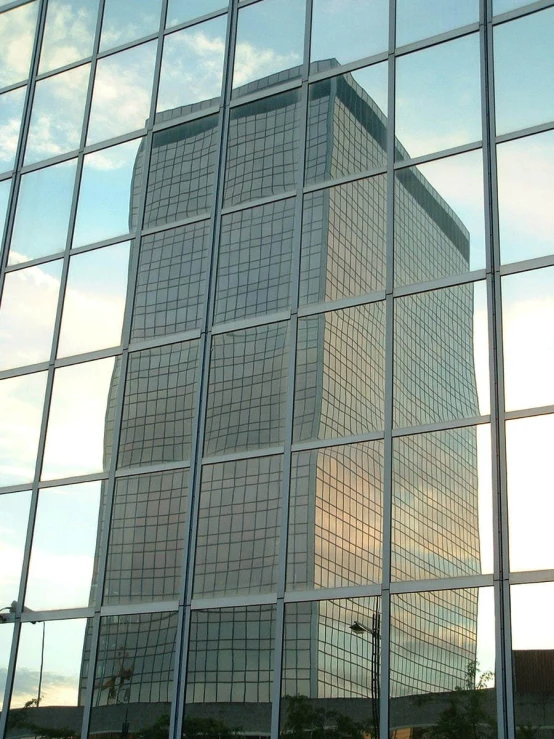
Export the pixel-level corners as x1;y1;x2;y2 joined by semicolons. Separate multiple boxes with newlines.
0;2;37;88
233;41;302;88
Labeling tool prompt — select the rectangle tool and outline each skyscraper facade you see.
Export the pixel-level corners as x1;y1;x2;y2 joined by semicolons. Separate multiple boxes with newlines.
1;2;554;739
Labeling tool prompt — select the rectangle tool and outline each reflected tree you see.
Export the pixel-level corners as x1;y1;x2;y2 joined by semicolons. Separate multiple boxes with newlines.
280;695;375;739
140;713;239;739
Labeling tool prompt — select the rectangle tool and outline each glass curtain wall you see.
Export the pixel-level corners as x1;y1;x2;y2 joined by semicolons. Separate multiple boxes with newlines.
0;1;553;738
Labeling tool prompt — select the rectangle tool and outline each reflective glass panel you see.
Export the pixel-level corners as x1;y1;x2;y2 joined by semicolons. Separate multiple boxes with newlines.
0;622;14;711
103;469;189;604
395;34;481;160
166;0;226;27
0;260;62;371
232;0;304;95
118;340;199;469
0;2;38;89
25;481;101;610
393;282;490;427
7;619;89;738
311;0;388;68
395;150;485;286
393;425;493;583
494;7;554;136
506;414;554;572
144;116;219;228
0;87;26;174
511;582;554;733
25;64;89;165
204;322;289;456
497;130;554;265
90;612;178;733
73;138;142;248
157;16;226;114
502;267;554;411
100;0;163;52
300;175;387;304
0;371;47;487
39;0;99;73
9;158;77;264
57;241;130;357
86;41;156;145
185;605;274;729
131;221;211;341
215;198;295;323
194;456;282;597
305;64;388;184
396;0;479;47
224;90;301;207
281;597;381;738
0;490;31;606
294;303;386;442
390;587;495;735
494;0;535;12
0;178;10;237
41;357;119;480
287;442;384;590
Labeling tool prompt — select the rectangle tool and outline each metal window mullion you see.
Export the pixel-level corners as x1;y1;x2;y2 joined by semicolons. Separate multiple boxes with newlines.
171;4;238;738
482;1;514;737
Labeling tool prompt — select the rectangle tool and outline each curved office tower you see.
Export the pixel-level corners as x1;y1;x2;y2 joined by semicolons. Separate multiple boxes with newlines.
1;2;553;739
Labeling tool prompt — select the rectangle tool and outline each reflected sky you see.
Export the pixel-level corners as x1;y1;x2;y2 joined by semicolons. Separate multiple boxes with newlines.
0;622;14;710
0;2;38;89
497;129;554;265
0;490;31;607
166;0;226;27
511;582;554;650
396;0;478;47
0;178;9;237
39;0;99;73
0;87;26;175
100;0;163;52
396;34;481;160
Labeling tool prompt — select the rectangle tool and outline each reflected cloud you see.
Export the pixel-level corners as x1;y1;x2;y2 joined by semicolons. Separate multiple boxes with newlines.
0;87;26;174
39;0;98;73
0;2;38;89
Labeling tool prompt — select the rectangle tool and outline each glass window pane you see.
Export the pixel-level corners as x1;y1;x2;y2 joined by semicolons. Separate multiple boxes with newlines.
224;90;301;207
0;490;31;606
494;0;535;12
57;241;130;357
25;64;89;165
396;0;478;47
166;0;226;27
86;41;156;145
0;178;10;236
39;0;100;73
144;115;219;228
502;267;554;411
392;425;493;582
157;16;226;114
511;582;554;733
25;482;101;610
118;340;199;469
300;175;387;305
0;622;14;711
394;282;489;428
494;7;554;136
215;198;295;323
0;260;62;371
0;371;47;487
311;0;388;68
194;456;282;597
395;34;481;160
287;442;383;591
232;0;305;95
90;612;178;733
7;618;89;737
186;605;274;721
204;322;289;456
0;2;38;89
390;587;495;735
103;469;189;604
131;221;211;341
9;159;77;264
41;357;119;480
100;0;163;52
497;130;554;265
395;150;486;286
73;138;142;248
506;414;554;572
281;597;381;737
294;303;386;443
0;87;26;174
305;63;388;185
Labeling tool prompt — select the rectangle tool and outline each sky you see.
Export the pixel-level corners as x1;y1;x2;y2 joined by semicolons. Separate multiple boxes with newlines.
1;0;554;709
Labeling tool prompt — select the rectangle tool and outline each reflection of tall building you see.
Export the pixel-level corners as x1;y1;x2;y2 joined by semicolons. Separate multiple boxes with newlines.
86;63;480;721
